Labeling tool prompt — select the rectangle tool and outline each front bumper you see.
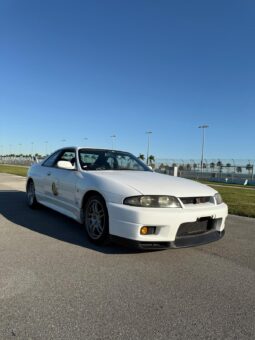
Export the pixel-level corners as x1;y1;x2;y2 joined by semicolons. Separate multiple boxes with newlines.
110;230;225;250
107;202;228;248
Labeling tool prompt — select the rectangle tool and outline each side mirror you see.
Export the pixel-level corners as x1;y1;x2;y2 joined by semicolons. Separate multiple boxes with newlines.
57;160;75;170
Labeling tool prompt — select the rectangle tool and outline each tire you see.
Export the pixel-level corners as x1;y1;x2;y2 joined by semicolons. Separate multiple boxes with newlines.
26;179;38;208
84;194;109;244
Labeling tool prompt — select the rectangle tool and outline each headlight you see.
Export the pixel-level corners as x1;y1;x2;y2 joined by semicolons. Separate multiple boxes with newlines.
123;195;181;208
214;193;223;205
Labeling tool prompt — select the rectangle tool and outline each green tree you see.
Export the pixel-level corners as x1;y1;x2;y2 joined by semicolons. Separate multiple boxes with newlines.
138;154;145;161
217;161;223;172
148;155;155;165
246;163;253;175
226;163;232;173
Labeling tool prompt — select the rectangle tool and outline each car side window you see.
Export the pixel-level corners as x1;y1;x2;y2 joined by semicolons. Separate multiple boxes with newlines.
42;149;76;168
60;151;76;164
42;151;62;167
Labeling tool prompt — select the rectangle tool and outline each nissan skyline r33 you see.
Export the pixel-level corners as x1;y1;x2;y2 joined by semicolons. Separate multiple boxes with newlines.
26;147;228;249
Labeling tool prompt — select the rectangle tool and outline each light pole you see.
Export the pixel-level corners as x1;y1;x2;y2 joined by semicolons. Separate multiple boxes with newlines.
198;125;209;173
232;158;236;173
83;137;88;146
110;135;116;149
45;141;48;156
146;131;152;165
31;142;34;156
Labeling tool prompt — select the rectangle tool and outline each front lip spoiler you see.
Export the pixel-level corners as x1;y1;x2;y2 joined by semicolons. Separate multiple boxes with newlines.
110;230;225;250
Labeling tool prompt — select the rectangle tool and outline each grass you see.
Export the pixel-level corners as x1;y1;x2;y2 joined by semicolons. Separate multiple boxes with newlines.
0;164;254;218
207;184;255;218
198;179;255;189
0;164;28;177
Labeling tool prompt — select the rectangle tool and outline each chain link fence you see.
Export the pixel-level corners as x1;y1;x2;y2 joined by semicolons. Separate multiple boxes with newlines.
155;159;255;186
1;155;255;185
0;155;44;166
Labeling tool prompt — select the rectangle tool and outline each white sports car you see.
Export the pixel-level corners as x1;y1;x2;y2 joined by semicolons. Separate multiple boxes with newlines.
26;147;228;249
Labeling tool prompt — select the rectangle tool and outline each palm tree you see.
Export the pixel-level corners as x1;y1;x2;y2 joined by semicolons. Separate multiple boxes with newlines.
217;161;223;172
193;163;197;170
226;163;232;173
236;166;242;173
186;163;191;171
246;163;253;175
210;162;215;170
138;154;145;161
148;155;155;165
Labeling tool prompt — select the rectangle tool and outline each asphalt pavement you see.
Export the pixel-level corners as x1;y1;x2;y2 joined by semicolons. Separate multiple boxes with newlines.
0;173;255;340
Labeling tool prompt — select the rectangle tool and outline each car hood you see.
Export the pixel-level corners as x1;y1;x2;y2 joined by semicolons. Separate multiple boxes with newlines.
90;171;217;197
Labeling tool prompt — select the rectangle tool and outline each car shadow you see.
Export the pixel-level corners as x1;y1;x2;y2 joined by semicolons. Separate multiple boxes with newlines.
0;190;146;255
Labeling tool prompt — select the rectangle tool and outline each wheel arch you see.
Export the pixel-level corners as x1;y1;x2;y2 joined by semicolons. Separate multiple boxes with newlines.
80;190;108;223
26;177;34;191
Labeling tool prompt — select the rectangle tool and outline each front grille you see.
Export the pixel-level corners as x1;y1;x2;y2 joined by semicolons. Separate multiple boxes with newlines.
177;218;221;237
179;196;213;205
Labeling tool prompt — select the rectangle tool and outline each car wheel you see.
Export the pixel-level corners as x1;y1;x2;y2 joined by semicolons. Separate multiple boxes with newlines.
84;194;109;244
26;180;38;208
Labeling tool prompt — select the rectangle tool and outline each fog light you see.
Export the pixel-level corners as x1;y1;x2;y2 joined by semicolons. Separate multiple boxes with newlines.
140;226;148;235
140;226;156;235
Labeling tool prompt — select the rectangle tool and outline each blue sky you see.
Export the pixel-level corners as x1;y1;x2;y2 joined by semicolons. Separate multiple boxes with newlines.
0;0;255;159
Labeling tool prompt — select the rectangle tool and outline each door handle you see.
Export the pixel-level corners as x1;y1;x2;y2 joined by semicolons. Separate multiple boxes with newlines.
47;172;51;176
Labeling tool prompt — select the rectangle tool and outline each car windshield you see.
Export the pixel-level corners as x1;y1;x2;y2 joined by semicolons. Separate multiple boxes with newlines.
78;149;151;171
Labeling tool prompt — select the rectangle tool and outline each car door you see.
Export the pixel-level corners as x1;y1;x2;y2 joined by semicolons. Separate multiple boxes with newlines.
45;149;80;217
39;150;64;204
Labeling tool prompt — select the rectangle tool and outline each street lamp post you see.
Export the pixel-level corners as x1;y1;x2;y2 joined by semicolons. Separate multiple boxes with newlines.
146;131;152;165
83;137;88;146
110;135;116;149
0;145;3;161
198;125;209;173
45;141;48;156
232;159;236;173
31;142;34;156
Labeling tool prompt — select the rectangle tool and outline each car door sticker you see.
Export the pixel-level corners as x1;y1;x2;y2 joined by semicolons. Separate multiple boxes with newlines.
52;182;58;196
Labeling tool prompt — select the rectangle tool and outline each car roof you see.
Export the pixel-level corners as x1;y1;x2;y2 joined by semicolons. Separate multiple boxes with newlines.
52;146;132;154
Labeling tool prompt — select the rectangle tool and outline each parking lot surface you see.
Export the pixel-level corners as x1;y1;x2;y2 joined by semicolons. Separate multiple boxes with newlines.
0;173;255;339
